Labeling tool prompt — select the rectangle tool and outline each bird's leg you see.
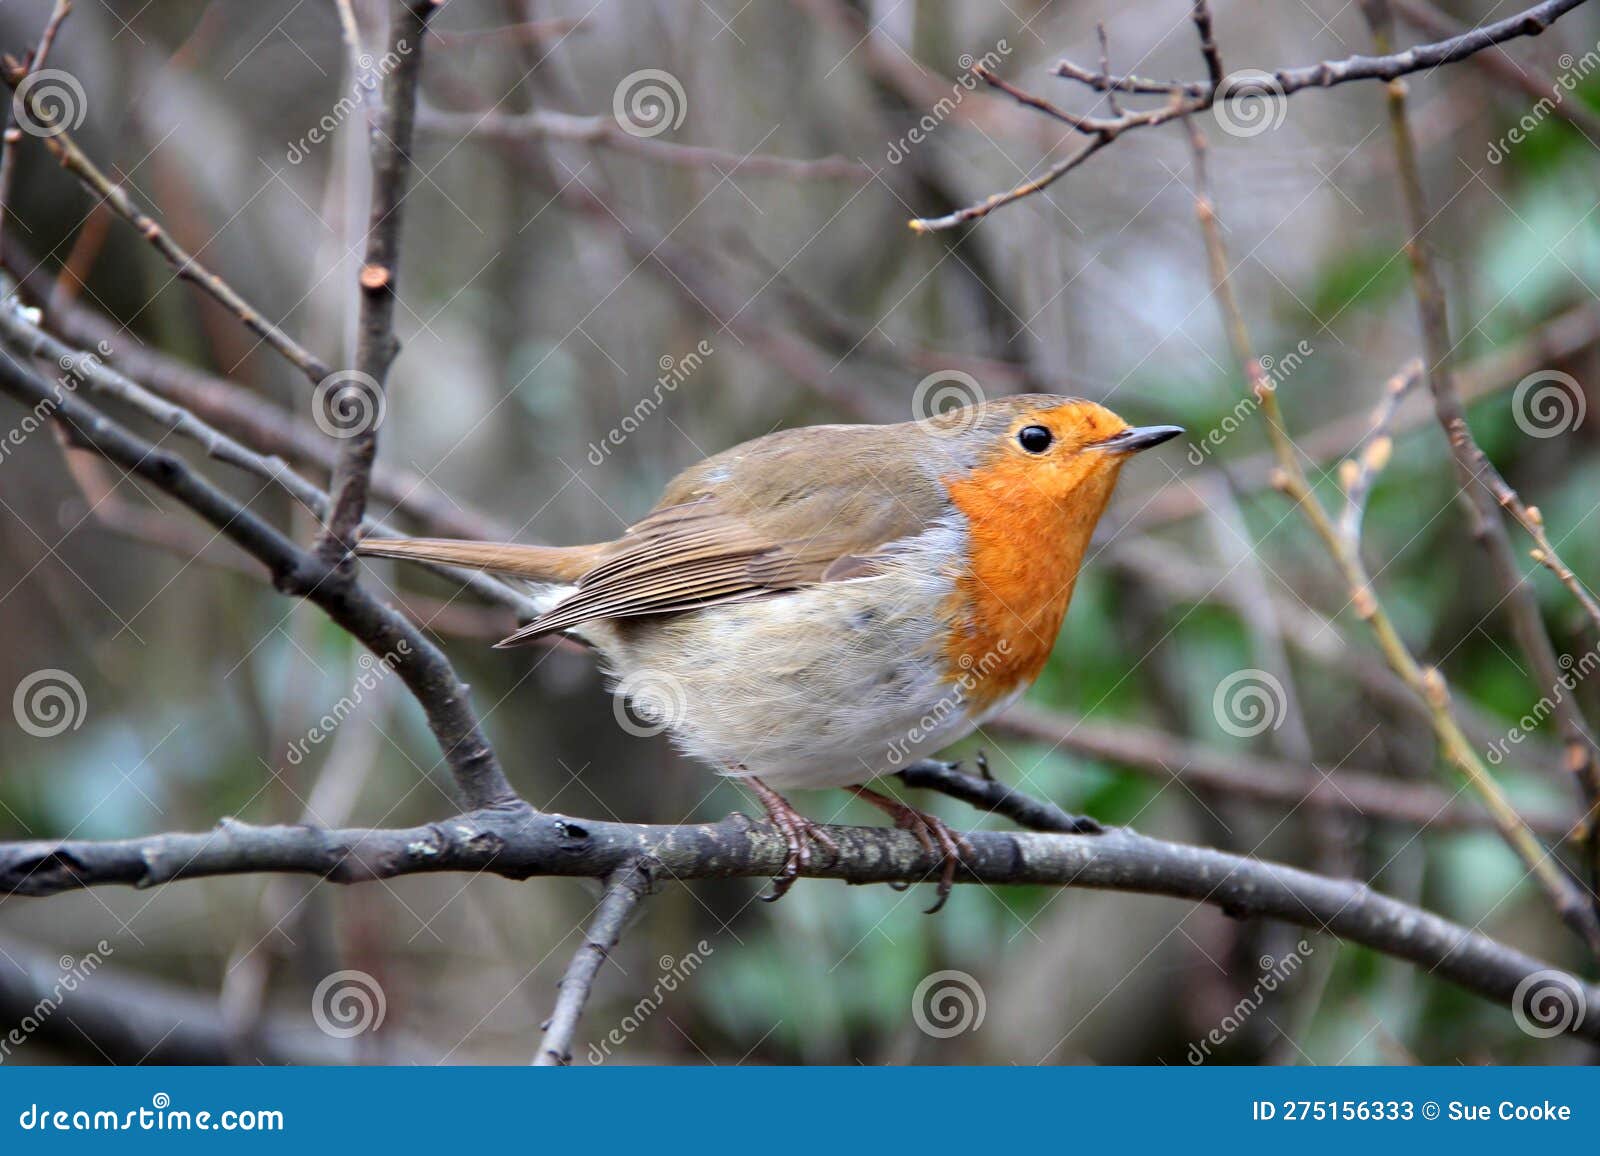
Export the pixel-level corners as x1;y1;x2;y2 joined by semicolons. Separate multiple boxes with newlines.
847;785;975;914
741;775;838;902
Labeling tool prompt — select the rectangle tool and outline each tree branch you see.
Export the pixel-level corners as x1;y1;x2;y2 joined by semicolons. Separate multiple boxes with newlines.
533;859;652;1066
0;801;1593;1041
0;58;331;384
316;0;434;566
0;343;519;811
1362;0;1600;916
910;0;1588;231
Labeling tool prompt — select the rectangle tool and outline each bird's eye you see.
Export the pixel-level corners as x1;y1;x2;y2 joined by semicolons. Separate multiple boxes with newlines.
1017;425;1053;454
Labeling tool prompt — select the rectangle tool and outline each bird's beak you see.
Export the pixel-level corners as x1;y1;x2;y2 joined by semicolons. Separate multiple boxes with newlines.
1094;424;1185;454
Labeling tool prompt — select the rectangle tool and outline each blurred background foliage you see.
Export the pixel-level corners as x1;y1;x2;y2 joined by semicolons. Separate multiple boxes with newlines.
1;0;1598;1064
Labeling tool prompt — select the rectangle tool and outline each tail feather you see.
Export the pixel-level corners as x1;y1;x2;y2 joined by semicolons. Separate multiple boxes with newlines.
355;536;602;583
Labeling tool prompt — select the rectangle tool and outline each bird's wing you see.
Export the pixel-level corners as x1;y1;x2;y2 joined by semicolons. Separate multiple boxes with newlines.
499;423;950;644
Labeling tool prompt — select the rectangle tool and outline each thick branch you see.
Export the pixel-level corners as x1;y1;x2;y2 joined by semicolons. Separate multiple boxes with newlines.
0;804;1593;1041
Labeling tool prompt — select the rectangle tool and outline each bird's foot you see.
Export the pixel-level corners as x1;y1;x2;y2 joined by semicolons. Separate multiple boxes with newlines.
743;775;838;903
849;785;975;914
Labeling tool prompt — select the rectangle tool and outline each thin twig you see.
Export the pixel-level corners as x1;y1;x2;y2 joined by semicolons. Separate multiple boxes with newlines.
0;0;72;251
1182;108;1600;954
1363;0;1600;920
0;295;539;620
911;0;1588;231
417;105;870;180
534;859;652;1066
316;0;435;566
0;58;331;385
1338;359;1424;546
0;343;520;810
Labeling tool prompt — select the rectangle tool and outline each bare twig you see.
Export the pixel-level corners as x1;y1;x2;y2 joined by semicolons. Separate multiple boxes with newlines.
0;60;331;384
0;343;520;810
1182;107;1600;954
1338;359;1424;546
1393;0;1600;142
418;105;870;180
534;859;652;1066
0;295;540;621
0;0;71;251
990;704;1575;838
1363;0;1600;915
910;0;1588;231
316;0;435;566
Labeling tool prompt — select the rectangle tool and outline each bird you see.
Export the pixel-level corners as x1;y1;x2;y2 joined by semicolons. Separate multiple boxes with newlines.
356;394;1181;910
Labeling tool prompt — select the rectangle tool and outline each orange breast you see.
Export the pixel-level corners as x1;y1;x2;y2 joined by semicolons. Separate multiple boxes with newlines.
941;453;1118;713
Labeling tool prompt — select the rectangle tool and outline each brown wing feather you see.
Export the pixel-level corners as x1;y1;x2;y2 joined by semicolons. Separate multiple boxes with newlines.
503;424;952;644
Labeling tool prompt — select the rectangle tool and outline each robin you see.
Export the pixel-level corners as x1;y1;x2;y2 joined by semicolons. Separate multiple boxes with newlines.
357;395;1181;910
